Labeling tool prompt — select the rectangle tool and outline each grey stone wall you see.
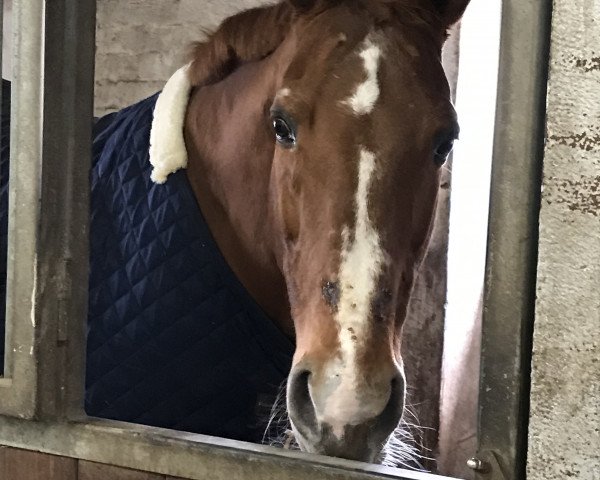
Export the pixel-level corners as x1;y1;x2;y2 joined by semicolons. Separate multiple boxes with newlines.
95;0;269;116
527;0;600;479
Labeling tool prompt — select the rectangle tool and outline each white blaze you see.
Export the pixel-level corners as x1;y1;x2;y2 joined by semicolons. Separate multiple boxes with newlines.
345;38;382;115
338;148;384;336
321;148;386;435
318;36;386;434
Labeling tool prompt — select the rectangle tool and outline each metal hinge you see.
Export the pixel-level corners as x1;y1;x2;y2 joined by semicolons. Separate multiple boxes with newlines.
467;451;509;480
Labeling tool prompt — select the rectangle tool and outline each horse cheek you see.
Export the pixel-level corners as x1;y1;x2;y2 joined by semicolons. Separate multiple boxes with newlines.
278;181;301;248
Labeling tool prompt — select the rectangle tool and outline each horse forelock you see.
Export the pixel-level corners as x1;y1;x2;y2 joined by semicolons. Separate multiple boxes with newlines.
188;3;295;86
187;0;445;88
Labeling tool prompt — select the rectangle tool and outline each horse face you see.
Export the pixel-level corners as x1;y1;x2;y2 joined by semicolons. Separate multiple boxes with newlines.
267;3;462;461
186;0;470;463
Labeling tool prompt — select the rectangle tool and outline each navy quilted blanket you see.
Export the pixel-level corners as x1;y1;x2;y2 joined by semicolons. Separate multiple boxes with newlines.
1;80;293;443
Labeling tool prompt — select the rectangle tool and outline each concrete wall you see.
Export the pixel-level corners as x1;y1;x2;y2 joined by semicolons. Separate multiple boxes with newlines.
527;0;600;479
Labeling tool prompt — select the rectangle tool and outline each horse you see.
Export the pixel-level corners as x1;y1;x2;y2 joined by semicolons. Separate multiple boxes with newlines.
0;0;470;467
174;0;469;463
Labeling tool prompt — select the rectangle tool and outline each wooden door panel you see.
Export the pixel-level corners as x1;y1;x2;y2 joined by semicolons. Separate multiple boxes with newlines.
79;460;166;480
0;447;77;480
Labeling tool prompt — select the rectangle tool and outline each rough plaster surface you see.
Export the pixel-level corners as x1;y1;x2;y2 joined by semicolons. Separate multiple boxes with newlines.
528;0;600;479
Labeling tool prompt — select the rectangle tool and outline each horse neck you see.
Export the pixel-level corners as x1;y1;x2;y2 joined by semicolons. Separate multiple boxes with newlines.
183;59;294;337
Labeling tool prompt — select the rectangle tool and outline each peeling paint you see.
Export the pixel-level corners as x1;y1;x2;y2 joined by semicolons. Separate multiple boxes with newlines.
568;54;600;72
544;175;600;216
548;129;600;152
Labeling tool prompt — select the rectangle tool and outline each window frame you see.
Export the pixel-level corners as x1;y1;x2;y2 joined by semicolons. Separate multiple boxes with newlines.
0;0;552;479
476;1;552;478
0;0;92;420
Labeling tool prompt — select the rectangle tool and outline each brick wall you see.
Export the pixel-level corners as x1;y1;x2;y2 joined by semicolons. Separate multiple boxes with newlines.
95;0;270;116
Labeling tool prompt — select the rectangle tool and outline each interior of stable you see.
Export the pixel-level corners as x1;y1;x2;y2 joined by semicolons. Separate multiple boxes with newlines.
0;1;526;480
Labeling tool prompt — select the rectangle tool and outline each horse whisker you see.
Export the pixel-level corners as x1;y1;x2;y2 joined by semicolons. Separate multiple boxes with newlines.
261;381;300;450
261;384;431;471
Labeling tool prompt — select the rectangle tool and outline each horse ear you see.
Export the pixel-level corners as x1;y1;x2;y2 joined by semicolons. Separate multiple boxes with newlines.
189;4;294;86
430;0;470;27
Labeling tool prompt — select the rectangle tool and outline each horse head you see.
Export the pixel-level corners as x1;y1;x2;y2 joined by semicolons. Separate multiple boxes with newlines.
183;0;469;463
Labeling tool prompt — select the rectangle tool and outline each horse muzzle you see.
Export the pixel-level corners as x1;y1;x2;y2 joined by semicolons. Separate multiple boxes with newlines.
286;363;405;462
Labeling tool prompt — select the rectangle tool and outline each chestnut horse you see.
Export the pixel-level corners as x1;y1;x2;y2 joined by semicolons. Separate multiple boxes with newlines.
157;0;468;464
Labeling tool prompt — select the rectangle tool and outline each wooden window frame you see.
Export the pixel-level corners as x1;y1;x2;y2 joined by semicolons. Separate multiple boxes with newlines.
0;1;552;479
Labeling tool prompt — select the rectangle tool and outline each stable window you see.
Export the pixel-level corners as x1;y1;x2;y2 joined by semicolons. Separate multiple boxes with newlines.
0;1;551;479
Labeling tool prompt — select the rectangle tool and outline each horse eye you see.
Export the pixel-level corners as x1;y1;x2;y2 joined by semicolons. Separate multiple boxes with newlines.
272;116;296;148
434;139;455;166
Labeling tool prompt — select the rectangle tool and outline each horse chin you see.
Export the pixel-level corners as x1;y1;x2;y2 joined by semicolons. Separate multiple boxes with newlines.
291;423;385;464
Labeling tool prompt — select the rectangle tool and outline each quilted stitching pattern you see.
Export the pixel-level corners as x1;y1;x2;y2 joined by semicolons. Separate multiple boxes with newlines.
0;84;293;443
87;94;293;441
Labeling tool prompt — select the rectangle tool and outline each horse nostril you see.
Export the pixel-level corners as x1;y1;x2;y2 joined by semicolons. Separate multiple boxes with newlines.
288;369;318;436
292;370;310;406
377;374;405;431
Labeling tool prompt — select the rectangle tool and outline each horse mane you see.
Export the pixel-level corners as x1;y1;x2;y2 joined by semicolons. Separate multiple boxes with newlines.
188;3;296;87
188;0;448;87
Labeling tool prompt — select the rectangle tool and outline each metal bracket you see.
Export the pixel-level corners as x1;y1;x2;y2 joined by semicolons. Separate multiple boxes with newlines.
467;451;509;480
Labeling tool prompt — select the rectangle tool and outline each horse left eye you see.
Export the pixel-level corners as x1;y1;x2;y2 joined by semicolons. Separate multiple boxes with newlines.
434;139;454;166
272;117;296;148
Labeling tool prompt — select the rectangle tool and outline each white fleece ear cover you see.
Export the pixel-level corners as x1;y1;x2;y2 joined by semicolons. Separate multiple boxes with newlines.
149;63;192;184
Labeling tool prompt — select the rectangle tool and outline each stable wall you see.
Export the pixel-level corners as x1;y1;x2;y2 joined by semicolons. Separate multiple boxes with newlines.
95;0;267;116
527;0;600;478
